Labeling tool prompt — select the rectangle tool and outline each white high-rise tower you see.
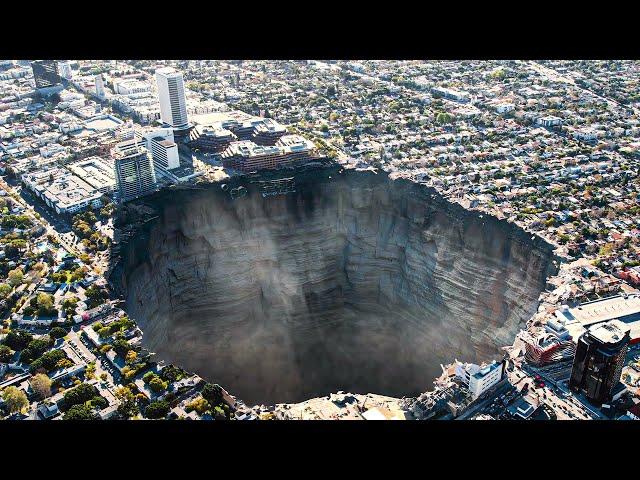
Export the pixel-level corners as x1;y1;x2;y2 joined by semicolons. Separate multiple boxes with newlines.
95;73;106;99
155;67;189;130
59;61;73;80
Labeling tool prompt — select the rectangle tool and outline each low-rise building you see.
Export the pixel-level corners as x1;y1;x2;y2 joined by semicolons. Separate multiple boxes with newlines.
67;156;116;194
189;124;236;152
21;168;103;214
455;360;505;399
432;86;470;103
221;135;317;172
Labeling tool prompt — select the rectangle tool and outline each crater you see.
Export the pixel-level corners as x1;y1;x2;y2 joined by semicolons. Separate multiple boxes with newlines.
113;168;557;405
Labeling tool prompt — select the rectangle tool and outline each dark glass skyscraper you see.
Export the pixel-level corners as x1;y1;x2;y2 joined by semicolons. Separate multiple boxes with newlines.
569;320;630;404
31;60;61;89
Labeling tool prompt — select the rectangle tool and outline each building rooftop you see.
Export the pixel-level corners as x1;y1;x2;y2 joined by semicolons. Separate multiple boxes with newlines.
67;156;116;192
472;361;500;380
507;397;536;419
112;139;148;159
587;320;630;345
22;168;102;211
155;67;180;78
152;137;175;148
558;294;640;326
254;118;286;134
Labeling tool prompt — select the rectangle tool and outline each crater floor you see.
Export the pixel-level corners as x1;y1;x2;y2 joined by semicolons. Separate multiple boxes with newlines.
116;169;557;405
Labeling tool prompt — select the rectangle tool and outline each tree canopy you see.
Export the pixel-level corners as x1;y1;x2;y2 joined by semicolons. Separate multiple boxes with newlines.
145;400;169;419
7;268;23;287
0;345;12;362
2;386;28;413
60;383;100;411
30;373;52;400
49;327;68;340
63;404;98;420
3;329;33;351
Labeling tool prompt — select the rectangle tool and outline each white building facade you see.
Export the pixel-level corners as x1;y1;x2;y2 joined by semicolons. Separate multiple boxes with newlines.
95;73;106;99
155;67;189;129
455;360;504;399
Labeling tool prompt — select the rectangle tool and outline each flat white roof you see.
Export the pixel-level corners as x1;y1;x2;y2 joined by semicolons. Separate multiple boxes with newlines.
560;295;640;342
558;294;640;326
588;320;630;345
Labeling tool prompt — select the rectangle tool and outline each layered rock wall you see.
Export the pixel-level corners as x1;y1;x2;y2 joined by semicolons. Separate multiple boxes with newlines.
115;170;557;404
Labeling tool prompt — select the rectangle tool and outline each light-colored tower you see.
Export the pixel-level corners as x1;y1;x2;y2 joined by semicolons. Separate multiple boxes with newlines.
155;67;189;129
95;73;106;99
143;128;181;172
59;61;73;80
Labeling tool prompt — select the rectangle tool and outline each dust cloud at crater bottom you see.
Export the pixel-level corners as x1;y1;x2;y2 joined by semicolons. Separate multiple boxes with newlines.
118;170;556;405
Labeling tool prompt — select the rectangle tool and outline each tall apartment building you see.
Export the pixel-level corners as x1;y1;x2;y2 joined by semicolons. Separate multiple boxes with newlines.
139;128;180;173
95;73;106;99
31;60;62;89
149;136;180;171
58;61;73;80
148;134;180;172
569;320;630;404
155;67;189;130
112;139;157;203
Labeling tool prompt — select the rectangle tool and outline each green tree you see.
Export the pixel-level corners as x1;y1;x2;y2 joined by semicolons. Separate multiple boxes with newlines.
0;345;12;363
49;327;68;340
97;327;112;339
61;383;99;411
186;396;210;415
435;112;454;124
30;373;52;400
89;395;108;410
148;376;167;393
125;350;137;364
0;283;12;299
21;337;52;364
201;383;224;405
85;285;107;309
115;388;138;418
29;349;67;372
115;386;134;402
2;386;28;413
160;365;185;382
7;268;23;287
117;399;139;419
63;404;98;420
3;329;33;351
145;400;169;419
599;243;614;257
36;293;54;316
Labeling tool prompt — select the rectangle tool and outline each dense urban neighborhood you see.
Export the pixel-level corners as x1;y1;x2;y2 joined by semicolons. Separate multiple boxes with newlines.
1;60;640;420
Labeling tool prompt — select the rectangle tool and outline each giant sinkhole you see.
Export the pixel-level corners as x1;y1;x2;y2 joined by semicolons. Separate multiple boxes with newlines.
114;168;557;405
